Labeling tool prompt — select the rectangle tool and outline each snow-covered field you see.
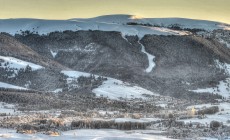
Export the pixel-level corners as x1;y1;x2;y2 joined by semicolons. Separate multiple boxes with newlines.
0;56;43;71
0;129;173;140
61;70;91;78
0;82;27;90
0;55;43;78
93;78;159;100
62;70;159;100
0;102;17;115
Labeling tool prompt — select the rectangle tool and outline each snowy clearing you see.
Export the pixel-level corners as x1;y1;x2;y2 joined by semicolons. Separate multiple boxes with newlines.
93;78;159;100
0;129;173;140
138;40;155;73
61;70;91;79
0;102;17;115
61;70;159;100
0;55;43;76
0;82;27;90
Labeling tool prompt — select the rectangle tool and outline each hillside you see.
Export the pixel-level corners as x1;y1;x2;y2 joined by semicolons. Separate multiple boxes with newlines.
0;15;230;140
0;15;229;99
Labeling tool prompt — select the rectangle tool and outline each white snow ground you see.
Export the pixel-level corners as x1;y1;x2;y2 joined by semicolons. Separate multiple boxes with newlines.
0;129;173;140
1;15;229;39
61;70;159;100
0;55;43;77
0;102;17;115
61;70;91;78
0;82;27;90
138;40;155;73
92;78;159;100
0;56;43;71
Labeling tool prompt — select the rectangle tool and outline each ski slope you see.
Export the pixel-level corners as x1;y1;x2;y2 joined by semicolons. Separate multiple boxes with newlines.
138;40;155;73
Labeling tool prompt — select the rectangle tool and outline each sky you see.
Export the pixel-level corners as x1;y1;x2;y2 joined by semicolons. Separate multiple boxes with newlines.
0;0;230;24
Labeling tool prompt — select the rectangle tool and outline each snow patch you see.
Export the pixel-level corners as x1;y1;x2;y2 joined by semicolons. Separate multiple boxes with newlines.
215;60;230;75
191;60;230;98
62;70;159;100
0;102;17;115
92;78;159;100
218;39;230;48
0;82;27;90
0;55;43;72
191;78;230;98
53;88;63;93
50;50;58;58
61;70;91;78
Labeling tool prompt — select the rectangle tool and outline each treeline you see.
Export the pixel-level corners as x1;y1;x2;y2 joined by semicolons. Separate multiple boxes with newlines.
126;22;205;34
0;91;70;111
64;75;107;92
71;120;149;130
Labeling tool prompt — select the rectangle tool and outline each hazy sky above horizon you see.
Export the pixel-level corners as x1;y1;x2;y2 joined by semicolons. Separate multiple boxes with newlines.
0;0;230;24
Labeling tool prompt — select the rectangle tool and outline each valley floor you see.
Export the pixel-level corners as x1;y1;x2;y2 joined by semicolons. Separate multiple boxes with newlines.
0;129;173;140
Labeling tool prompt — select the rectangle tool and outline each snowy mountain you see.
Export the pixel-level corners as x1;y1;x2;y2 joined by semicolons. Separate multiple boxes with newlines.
72;14;230;30
0;15;229;38
0;15;230;140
